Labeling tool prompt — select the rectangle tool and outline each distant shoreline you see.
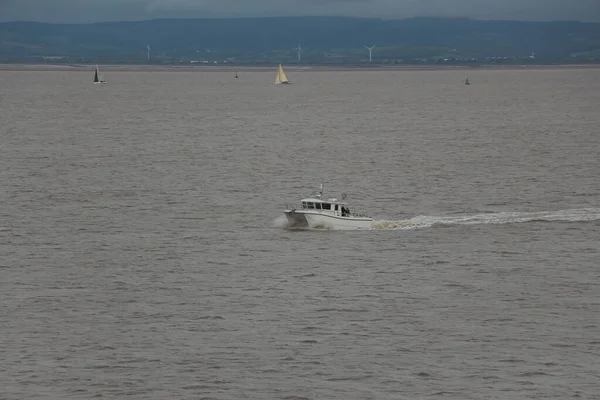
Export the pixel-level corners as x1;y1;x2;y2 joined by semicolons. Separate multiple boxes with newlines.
1;63;599;72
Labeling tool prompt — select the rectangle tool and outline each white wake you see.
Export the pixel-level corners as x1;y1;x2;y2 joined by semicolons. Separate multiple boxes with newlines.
371;207;600;230
272;214;291;228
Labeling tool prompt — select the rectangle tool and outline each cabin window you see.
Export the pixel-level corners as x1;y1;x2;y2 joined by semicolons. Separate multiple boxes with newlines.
307;202;315;209
315;203;322;210
321;203;331;210
334;205;338;211
302;202;307;209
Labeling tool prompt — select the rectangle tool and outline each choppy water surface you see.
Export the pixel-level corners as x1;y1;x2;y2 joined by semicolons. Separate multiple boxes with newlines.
1;67;599;399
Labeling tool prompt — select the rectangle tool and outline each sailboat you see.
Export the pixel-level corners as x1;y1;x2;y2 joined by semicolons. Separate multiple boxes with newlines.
275;64;290;84
235;71;239;79
465;78;470;85
94;65;107;84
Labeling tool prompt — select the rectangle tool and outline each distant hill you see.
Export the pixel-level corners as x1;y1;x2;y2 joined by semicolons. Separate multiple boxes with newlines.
1;17;599;64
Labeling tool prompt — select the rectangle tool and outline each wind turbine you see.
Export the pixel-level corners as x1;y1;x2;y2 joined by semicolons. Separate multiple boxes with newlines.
295;44;303;62
146;44;151;62
364;45;376;63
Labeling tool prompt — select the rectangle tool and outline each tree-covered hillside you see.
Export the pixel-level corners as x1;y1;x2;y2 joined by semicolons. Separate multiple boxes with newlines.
1;17;599;64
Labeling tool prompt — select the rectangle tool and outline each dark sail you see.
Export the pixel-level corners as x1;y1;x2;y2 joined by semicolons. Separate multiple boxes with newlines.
94;69;99;83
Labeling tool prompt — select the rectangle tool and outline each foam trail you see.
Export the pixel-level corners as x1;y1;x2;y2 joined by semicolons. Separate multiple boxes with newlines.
272;214;291;228
371;207;600;231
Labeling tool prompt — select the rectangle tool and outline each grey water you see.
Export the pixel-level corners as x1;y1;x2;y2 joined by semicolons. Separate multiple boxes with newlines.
0;67;599;399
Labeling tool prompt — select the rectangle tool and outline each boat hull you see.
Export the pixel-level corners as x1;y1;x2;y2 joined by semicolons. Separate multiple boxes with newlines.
284;210;372;230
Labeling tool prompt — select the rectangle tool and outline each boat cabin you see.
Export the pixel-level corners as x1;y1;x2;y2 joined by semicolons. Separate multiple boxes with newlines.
300;197;351;217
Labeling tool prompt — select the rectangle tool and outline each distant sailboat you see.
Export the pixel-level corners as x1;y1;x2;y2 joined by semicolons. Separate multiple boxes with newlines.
275;64;290;84
465;77;470;85
94;65;107;84
235;71;239;79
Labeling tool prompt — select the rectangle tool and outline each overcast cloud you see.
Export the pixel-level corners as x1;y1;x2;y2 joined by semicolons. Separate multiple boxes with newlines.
1;0;599;23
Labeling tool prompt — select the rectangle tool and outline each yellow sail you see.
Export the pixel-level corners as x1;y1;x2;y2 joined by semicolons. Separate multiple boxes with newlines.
275;64;289;84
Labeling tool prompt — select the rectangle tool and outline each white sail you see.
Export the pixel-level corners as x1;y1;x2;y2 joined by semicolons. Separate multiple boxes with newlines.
275;64;289;84
94;65;106;84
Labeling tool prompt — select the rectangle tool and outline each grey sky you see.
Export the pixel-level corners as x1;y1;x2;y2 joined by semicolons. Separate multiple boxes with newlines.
1;0;599;23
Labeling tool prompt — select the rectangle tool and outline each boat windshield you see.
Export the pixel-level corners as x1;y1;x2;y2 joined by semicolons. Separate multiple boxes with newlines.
301;201;332;210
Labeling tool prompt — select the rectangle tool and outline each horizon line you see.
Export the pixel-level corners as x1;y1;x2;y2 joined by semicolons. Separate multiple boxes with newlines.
0;16;596;25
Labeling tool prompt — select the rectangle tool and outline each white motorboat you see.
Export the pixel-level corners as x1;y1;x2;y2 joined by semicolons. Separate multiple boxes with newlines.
283;185;372;230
